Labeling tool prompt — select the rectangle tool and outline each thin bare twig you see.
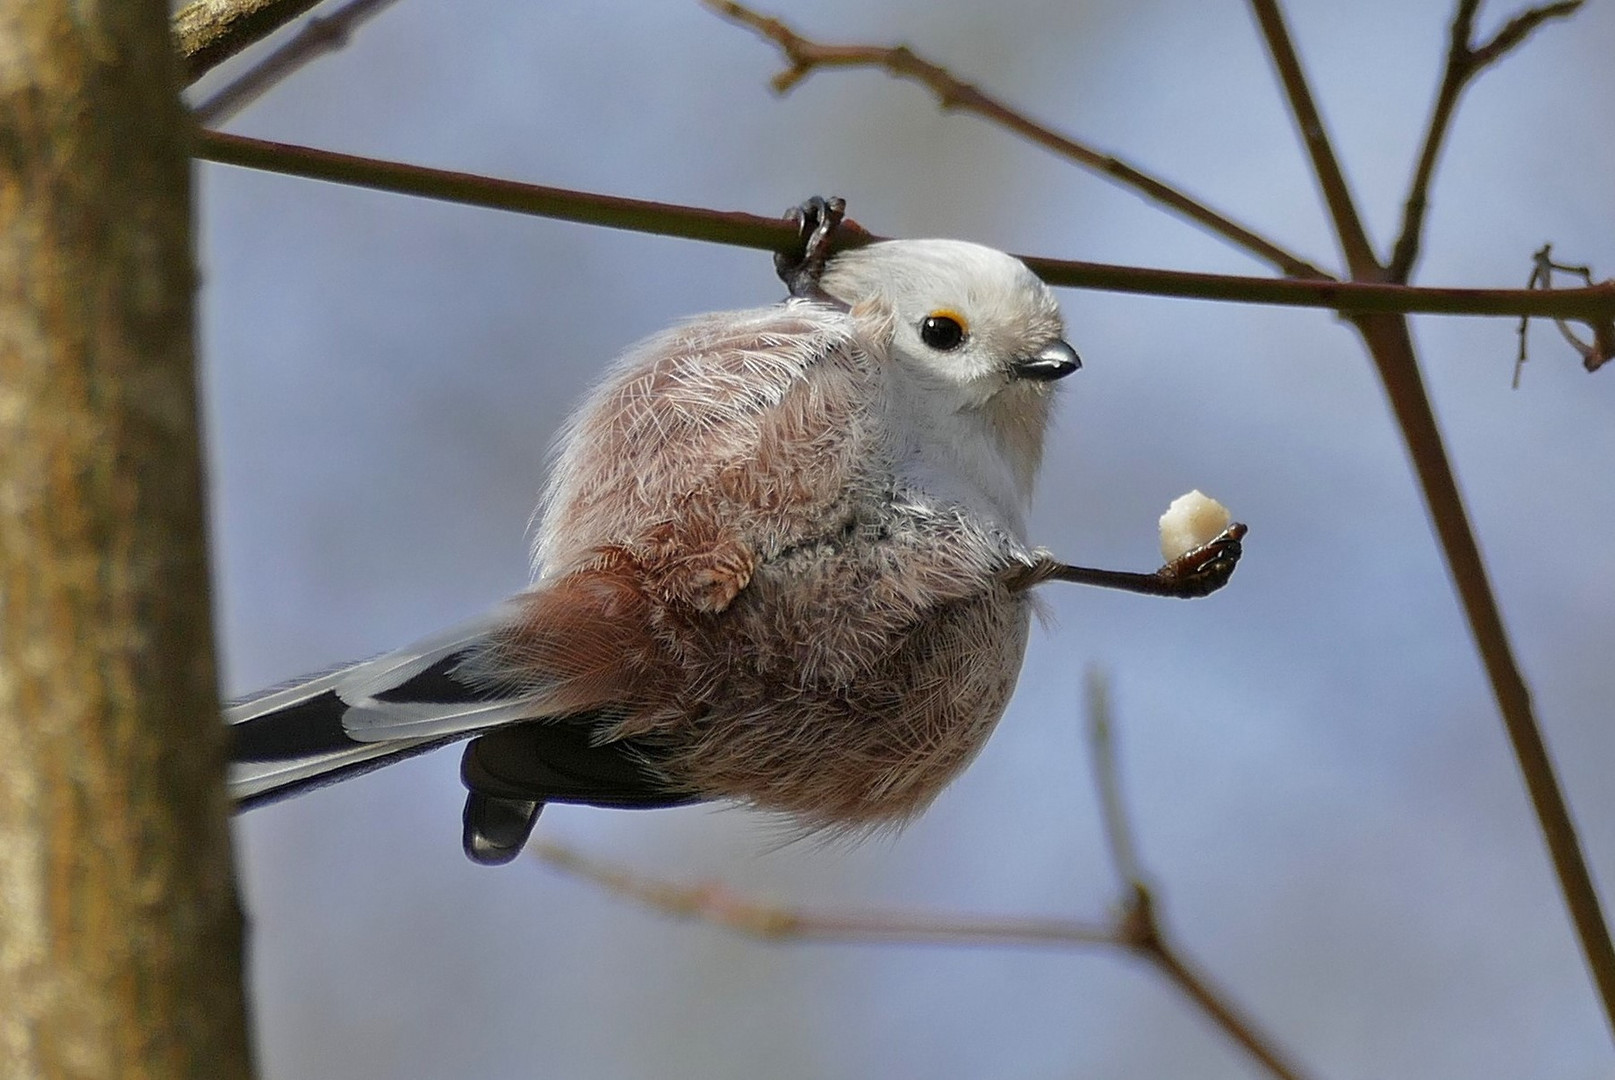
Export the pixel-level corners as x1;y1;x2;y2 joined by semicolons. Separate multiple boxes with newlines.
1247;2;1380;278
191;130;1615;322
1085;669;1144;886
1247;0;1615;1042
193;0;405;124
1388;1;1583;282
704;0;1328;281
174;0;327;82
1083;674;1311;1080
194;129;820;246
1517;245;1615;385
534;841;1117;948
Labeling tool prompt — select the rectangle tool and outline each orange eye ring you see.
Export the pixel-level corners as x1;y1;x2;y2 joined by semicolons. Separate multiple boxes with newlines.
920;310;969;351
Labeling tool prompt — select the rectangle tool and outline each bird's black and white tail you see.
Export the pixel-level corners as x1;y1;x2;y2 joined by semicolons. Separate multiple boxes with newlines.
228;610;558;862
227;606;697;864
227;663;461;809
228;611;530;803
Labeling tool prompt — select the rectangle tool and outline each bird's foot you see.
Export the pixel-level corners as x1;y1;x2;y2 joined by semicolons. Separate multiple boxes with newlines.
776;195;846;300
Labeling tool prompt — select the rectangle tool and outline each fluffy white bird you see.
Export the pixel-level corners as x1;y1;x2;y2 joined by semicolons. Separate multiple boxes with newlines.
229;206;1240;863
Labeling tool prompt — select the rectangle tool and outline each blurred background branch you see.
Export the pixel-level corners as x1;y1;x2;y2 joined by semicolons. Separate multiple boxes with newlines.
537;673;1313;1080
1389;0;1584;282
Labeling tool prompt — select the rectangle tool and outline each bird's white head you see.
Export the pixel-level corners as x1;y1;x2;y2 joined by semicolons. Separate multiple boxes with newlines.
818;238;1079;501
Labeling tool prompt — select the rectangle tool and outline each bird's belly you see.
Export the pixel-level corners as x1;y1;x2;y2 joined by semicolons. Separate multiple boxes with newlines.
651;575;1034;831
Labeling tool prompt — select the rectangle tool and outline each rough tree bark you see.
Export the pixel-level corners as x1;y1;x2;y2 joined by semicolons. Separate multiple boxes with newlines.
0;2;255;1077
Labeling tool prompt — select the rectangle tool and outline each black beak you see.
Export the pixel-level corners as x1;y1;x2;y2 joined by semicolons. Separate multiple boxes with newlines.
1012;340;1081;381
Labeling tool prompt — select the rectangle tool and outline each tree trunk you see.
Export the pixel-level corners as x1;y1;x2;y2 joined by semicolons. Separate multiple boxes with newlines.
0;2;255;1077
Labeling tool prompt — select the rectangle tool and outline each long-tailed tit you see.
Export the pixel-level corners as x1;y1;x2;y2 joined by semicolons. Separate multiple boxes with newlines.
229;200;1243;863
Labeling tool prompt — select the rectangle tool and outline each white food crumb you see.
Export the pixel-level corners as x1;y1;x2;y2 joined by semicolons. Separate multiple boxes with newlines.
1159;490;1232;562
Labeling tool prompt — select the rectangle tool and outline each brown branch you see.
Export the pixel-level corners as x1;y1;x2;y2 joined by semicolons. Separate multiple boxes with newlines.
704;4;1609;334
1246;0;1379;278
191;130;1615;323
1248;0;1615;1042
174;0;326;82
703;0;1328;281
194;129;813;248
192;0;404;124
1388;0;1583;282
1350;315;1615;1041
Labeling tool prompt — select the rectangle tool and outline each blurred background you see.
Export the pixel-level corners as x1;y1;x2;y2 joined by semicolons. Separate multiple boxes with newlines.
191;2;1615;1077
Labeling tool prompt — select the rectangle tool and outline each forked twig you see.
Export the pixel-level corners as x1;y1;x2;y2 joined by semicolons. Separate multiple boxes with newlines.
1246;0;1615;1041
1389;1;1584;282
534;675;1314;1080
1517;244;1615;386
1084;670;1309;1080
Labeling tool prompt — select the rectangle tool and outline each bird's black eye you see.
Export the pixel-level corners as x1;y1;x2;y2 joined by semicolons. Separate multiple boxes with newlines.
920;312;968;351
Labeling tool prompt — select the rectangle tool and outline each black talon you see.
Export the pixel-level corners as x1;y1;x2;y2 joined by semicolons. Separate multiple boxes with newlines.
776;195;847;301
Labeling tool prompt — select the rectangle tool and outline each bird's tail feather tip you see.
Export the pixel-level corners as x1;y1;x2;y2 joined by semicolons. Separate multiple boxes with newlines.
462;793;545;865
